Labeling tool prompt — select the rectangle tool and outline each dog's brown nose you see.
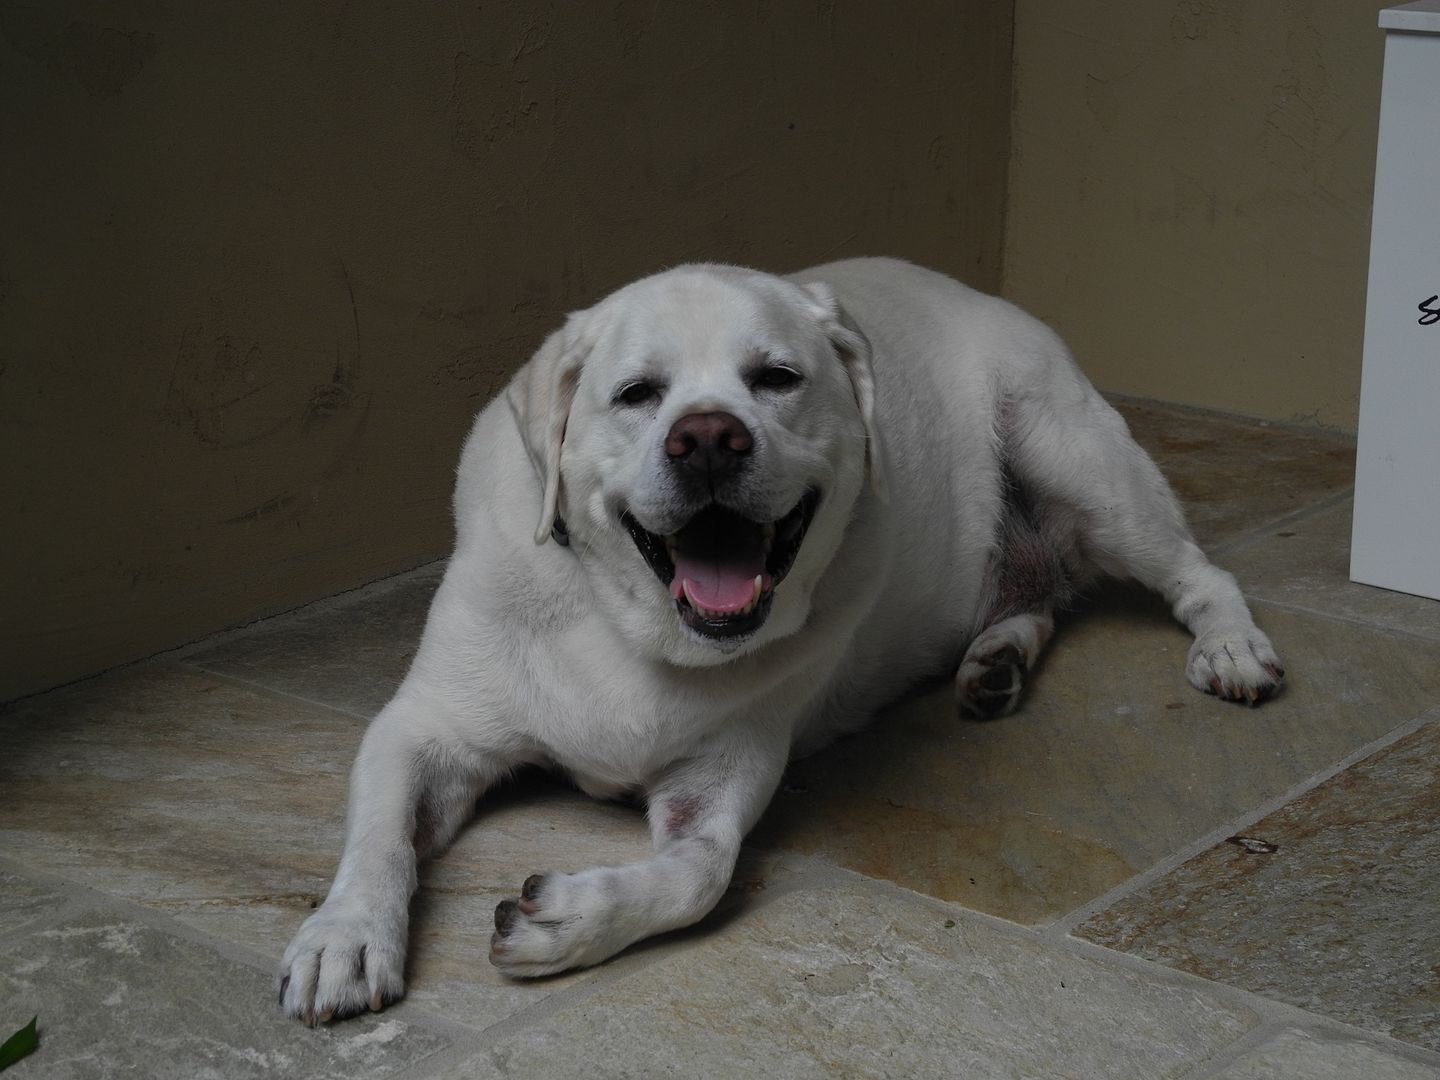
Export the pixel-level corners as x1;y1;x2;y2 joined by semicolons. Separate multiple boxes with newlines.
665;411;753;479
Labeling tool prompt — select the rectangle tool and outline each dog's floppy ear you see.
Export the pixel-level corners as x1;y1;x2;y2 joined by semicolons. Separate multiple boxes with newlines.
801;282;887;501
506;311;596;544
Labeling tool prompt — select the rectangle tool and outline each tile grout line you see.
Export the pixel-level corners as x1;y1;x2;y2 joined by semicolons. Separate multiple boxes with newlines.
179;661;379;723
0;559;448;711
0;853;282;978
154;558;449;667
1058;934;1440;1073
0;882;106;941
372;857;850;1078
4;829;849;1071
815;866;1440;1072
1175;1019;1290;1079
0;853;484;1047
1246;594;1440;647
1209;487;1355;560
1039;701;1440;941
313;853;851;1080
9;830;1438;1074
1106;391;1360;443
443;853;842;1052
1059;935;1440;1074
840;866;1440;1073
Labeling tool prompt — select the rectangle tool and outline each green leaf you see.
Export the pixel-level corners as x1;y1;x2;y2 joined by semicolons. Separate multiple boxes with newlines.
0;1017;38;1072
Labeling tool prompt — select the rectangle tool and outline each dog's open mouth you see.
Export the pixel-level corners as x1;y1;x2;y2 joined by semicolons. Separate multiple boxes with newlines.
622;490;820;639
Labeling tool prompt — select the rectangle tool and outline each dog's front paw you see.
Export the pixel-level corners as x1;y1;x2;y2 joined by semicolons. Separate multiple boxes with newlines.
1186;626;1285;705
278;898;406;1025
489;870;629;978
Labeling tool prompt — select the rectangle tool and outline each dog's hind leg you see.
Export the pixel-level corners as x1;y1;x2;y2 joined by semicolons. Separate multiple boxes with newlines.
488;720;787;977
956;462;1074;719
957;610;1055;718
1001;356;1283;704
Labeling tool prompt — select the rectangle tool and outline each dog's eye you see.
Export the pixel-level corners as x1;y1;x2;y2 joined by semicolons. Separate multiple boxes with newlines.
753;366;803;392
614;381;660;407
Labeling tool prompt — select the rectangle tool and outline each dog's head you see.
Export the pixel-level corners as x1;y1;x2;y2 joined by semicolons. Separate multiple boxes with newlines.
507;265;884;666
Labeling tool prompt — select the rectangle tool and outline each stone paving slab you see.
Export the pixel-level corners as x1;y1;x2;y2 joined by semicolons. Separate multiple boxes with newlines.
1110;399;1355;549
752;600;1440;925
4;400;1428;1073
0;667;656;1029
447;884;1259;1080
0;908;448;1079
1207;1028;1440;1080
0;870;69;937
1222;499;1440;643
184;562;445;717
0;666;357;912
1078;718;1440;1051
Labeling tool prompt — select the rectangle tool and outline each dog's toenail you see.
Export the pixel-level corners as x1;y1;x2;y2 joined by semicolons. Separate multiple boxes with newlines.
370;990;382;1012
521;874;545;901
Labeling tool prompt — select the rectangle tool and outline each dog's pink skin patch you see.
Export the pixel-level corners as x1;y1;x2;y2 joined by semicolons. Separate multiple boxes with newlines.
664;794;702;836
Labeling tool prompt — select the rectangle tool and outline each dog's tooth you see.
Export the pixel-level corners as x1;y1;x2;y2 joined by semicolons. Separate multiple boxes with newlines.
751;575;762;604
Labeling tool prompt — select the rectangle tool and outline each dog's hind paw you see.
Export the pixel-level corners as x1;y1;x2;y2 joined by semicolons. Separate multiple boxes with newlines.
1186;626;1284;705
956;642;1028;719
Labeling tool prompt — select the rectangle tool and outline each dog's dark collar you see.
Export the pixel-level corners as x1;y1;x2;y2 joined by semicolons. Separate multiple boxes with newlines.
551;517;570;546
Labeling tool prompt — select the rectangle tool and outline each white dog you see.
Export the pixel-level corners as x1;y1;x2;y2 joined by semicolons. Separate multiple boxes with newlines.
278;258;1282;1023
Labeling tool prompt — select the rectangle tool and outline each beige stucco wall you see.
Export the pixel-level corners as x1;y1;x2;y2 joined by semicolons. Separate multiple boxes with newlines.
1003;0;1383;431
0;2;1014;701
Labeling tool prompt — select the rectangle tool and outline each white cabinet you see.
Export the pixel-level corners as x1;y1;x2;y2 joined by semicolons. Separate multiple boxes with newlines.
1351;1;1440;601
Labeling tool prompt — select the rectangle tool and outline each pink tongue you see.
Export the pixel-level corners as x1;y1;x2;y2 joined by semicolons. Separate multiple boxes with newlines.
671;550;766;612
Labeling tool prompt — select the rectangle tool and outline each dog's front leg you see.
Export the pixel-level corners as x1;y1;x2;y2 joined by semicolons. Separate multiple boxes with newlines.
279;692;504;1024
489;720;788;978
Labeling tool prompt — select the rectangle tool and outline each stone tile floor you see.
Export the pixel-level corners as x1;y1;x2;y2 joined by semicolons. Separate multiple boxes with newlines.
2;398;1438;1079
